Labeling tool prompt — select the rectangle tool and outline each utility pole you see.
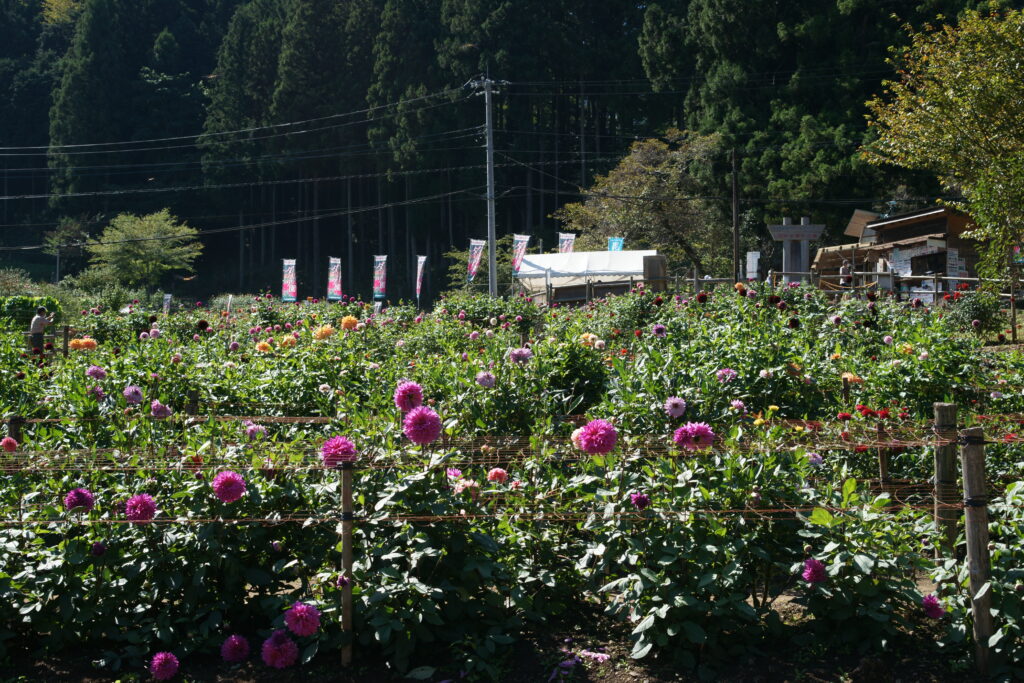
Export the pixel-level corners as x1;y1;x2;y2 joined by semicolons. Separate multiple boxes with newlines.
731;148;739;283
471;76;500;296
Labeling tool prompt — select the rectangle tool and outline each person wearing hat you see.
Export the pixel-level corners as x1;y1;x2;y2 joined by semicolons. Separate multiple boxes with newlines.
29;306;54;353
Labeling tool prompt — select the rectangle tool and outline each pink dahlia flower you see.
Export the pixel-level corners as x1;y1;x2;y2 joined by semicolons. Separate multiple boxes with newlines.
149;651;179;680
150;400;172;419
802;558;827;584
577;419;617;454
403;406;442;445
487;467;508;483
393;381;424;412
64;488;95;512
125;493;156;523
663;396;686;418
284;601;321;637
1;436;17;452
212;471;246;504
673;422;716;451
475;371;496;388
922;593;945;619
261;630;298;669
321;436;357;468
220;634;250;663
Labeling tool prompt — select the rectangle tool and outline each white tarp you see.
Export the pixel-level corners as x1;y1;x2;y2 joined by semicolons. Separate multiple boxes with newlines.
516;250;657;297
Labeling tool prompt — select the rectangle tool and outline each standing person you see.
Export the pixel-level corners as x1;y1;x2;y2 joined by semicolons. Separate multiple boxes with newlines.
29;306;54;353
839;260;853;290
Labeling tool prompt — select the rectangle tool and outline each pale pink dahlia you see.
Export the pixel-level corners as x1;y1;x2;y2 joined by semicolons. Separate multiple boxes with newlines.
487;467;508;483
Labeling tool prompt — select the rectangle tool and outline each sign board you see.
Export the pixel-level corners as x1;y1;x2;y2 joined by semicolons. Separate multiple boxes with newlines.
608;237;624;251
162;294;172;315
327;257;342;301
745;252;760;280
767;225;825;242
281;260;297;302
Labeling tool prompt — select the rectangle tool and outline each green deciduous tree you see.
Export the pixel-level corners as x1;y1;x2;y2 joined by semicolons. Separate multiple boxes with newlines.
85;209;203;288
865;8;1024;276
555;130;729;275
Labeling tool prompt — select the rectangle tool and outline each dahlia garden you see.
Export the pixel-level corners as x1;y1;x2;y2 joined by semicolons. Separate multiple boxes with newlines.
3;284;1024;680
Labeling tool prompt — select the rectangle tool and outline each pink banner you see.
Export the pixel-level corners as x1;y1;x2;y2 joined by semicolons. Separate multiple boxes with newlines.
282;259;297;302
327;257;342;301
372;255;387;300
512;234;530;273
558;232;575;254
467;239;486;282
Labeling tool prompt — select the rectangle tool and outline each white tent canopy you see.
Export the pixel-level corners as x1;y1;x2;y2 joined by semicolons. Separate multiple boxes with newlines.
515;250;657;295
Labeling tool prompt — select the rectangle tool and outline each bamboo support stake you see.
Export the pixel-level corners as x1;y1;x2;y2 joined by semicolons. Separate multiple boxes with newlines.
341;462;354;666
933;403;958;558
876;422;890;493
960;426;993;676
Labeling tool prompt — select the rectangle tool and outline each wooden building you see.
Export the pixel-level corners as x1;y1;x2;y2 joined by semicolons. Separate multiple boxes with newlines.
813;207;979;297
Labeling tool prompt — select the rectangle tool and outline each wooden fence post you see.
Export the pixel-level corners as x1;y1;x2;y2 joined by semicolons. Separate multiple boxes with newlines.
876;422;890;493
62;325;70;358
841;376;851;405
7;416;24;444
185;390;199;416
933;403;958;558
960;426;993;676
340;462;355;666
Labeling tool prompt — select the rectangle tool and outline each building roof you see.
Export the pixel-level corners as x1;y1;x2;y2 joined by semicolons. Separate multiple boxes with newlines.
844;209;880;239
865;207;951;231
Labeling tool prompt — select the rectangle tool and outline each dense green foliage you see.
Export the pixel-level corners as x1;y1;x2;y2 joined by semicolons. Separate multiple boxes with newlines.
0;0;997;298
2;287;1024;678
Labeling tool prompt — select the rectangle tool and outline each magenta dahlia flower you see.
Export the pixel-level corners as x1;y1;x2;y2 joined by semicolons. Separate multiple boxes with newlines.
393;381;424;412
577;419;617;454
673;422;716;451
149;651;179;680
220;634;250;663
284;601;321;637
487;467;508;483
125;493;156;523
244;421;266;441
802;557;827;584
652;324;667;338
446;467;462;479
123;385;143;404
261;630;298;669
212;471;246;504
63;488;95;512
630;492;651;510
321;435;357;468
86;365;107;380
716;368;737;383
150;400;172;419
403;405;442;445
508;347;533;364
922;593;945;619
664;396;686;418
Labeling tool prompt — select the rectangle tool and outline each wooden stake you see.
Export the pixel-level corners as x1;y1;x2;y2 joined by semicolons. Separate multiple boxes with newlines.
841;376;850;405
876;422;890;493
7;416;23;444
960;426;993;676
62;325;70;358
341;463;354;666
185;390;199;416
933;403;958;558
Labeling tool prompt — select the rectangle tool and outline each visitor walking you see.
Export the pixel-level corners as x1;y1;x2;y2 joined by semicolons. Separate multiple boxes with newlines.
29;306;53;353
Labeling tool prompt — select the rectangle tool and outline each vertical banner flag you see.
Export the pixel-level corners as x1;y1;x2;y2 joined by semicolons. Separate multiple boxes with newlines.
512;234;530;273
558;232;576;254
282;259;297;302
416;255;427;304
327;257;342;301
608;237;624;251
372;255;387;300
162;294;172;315
467;239;486;282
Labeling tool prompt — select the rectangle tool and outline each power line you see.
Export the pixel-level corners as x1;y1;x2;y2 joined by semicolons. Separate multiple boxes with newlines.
0;87;466;152
0;186;488;252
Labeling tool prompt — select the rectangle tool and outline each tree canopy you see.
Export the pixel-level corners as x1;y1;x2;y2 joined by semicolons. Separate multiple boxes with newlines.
85;209;203;289
865;8;1024;276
